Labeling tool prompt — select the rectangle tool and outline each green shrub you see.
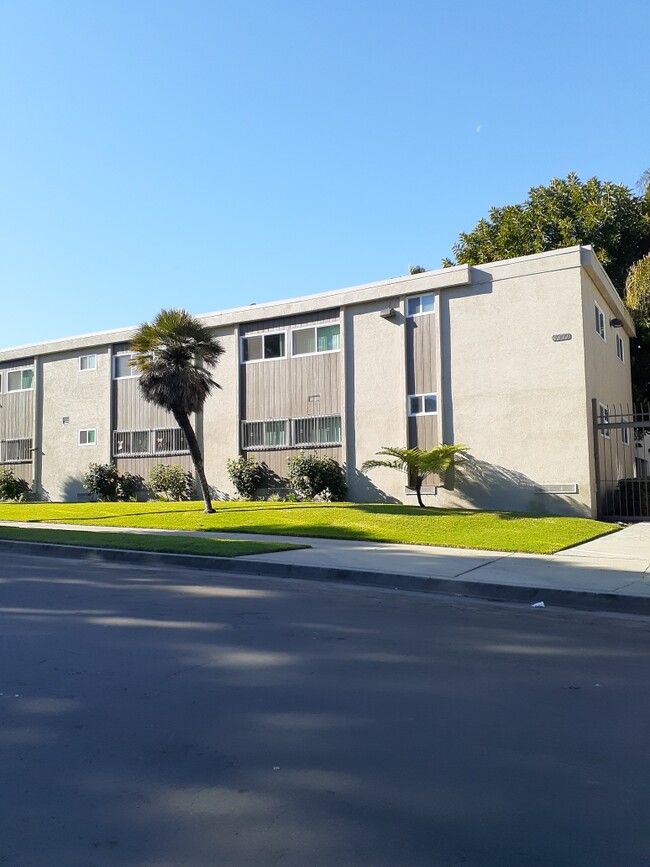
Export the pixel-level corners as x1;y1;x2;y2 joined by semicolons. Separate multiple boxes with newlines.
0;468;30;501
116;471;139;502
83;463;137;501
83;463;120;501
226;455;266;499
287;452;347;501
148;464;194;501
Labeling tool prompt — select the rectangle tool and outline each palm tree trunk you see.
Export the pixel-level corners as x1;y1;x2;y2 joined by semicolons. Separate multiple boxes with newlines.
172;409;214;513
415;475;427;508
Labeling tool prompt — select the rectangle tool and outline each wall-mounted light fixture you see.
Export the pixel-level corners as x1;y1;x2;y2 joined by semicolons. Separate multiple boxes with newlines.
380;307;397;320
610;318;624;328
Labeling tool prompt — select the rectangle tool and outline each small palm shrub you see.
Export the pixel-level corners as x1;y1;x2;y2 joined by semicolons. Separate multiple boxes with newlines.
0;468;30;501
226;456;266;499
149;464;194;501
287;452;347;501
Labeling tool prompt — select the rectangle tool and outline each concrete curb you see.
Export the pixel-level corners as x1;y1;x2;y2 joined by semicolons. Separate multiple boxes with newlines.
2;538;649;616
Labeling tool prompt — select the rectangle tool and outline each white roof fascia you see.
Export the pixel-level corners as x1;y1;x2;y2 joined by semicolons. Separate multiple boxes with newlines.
580;246;636;337
0;266;471;361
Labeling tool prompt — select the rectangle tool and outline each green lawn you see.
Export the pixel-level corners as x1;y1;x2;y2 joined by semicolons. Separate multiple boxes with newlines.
0;500;620;554
0;525;307;557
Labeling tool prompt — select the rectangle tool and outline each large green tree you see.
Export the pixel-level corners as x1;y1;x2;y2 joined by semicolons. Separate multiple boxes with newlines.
625;255;650;403
444;172;650;398
130;308;225;513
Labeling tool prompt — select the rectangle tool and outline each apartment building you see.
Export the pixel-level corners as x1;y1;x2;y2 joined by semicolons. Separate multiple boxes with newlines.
0;246;635;518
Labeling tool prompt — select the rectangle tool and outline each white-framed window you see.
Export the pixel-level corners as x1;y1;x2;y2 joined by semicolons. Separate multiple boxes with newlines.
408;393;438;416
293;415;342;446
113;353;139;379
292;323;340;356
241;332;286;363
241;415;343;450
406;294;435;317
595;302;606;341
621;426;630;446
599;404;610;438
616;333;625;363
242;419;289;449
79;354;97;372
79;429;96;446
0;438;32;463
6;367;35;392
112;427;188;457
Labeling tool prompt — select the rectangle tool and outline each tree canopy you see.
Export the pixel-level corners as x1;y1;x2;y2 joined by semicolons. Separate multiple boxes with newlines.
444;172;650;400
444;173;650;291
131;308;225;513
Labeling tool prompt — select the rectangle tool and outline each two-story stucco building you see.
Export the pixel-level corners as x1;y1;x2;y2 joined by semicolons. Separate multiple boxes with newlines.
0;245;635;517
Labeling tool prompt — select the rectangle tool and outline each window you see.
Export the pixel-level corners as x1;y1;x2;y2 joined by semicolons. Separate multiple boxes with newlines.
595;302;606;341
408;393;438;416
242;416;342;449
621;426;630;446
292;323;340;356
6;367;34;392
79;355;97;372
241;333;286;362
293;415;342;446
242;419;289;449
599;404;610;438
616;333;625;363
113;353;139;379
0;438;32;463
79;429;96;446
112;428;188;457
155;428;188;453
407;294;435;317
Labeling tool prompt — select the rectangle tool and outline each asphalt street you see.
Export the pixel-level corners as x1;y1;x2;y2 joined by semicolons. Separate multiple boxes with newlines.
1;553;649;867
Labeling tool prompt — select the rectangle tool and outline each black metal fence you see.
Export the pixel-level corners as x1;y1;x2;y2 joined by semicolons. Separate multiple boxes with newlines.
593;399;650;520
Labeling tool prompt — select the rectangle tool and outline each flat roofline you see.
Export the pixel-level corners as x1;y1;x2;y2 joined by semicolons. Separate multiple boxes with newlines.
0;245;629;358
0;264;471;358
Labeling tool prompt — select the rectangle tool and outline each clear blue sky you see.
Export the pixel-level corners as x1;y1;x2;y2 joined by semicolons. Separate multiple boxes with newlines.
1;0;648;349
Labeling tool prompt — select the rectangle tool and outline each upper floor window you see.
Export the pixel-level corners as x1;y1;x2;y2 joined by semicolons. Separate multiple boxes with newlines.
242;332;286;362
595;302;606;341
292;323;340;356
407;294;434;317
6;367;34;392
616;333;625;363
409;393;437;416
79;354;97;372
113;353;139;379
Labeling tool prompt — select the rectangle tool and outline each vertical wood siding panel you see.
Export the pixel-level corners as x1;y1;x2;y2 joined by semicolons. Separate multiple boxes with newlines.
248;446;343;481
114;378;179;431
0;391;34;440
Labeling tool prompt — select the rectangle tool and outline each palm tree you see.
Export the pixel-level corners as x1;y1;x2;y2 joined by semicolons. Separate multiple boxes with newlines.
361;444;467;508
130;308;225;513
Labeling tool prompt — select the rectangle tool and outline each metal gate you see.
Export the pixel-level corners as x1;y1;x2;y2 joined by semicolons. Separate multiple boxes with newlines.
593;399;650;520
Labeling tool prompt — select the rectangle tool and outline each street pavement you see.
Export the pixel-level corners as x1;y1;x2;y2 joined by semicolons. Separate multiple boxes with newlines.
1;552;649;866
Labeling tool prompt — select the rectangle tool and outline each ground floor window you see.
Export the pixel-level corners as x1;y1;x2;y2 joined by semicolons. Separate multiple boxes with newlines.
113;428;188;457
0;438;32;463
242;415;342;450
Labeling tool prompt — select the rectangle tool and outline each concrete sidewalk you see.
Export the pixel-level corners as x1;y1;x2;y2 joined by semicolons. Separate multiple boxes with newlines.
1;519;649;613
